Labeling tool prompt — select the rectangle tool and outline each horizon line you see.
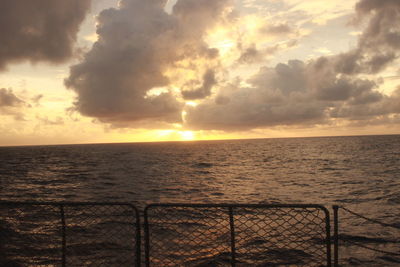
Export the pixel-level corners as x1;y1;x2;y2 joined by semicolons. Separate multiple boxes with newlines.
1;133;399;148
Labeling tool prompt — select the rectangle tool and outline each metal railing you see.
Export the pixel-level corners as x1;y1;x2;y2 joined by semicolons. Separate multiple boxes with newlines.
144;204;333;267
335;205;400;260
0;201;141;266
1;201;338;267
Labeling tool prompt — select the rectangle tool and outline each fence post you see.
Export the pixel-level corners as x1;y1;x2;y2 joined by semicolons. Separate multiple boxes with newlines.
228;207;236;267
333;205;339;267
60;204;66;267
144;207;151;267
134;207;141;267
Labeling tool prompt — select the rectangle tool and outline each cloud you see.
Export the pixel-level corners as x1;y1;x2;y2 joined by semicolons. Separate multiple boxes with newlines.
184;58;400;130
0;88;24;107
183;0;400;131
181;69;216;100
31;94;44;107
184;60;324;130
36;116;64;126
173;0;232;32
333;0;400;75
330;86;400;120
236;40;298;65
259;23;293;35
65;0;400;131
237;46;264;64
66;0;232;127
0;88;26;120
0;0;91;70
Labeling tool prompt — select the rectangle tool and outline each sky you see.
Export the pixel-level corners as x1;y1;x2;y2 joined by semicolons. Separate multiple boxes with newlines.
0;0;399;146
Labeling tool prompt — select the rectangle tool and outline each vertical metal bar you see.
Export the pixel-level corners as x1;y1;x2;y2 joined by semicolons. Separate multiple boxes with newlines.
324;209;332;267
333;205;339;267
228;207;236;267
134;208;141;267
144;207;150;267
60;204;66;267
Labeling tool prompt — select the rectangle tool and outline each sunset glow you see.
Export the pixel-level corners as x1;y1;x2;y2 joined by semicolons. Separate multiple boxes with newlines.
2;3;399;266
180;131;195;141
1;0;400;146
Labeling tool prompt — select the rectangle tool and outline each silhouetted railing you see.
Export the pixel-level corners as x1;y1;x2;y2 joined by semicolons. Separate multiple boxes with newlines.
0;201;141;266
144;204;332;267
336;206;400;259
1;202;338;267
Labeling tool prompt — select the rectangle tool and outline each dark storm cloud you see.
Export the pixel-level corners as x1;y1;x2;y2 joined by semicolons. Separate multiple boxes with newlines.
66;0;232;126
0;0;91;70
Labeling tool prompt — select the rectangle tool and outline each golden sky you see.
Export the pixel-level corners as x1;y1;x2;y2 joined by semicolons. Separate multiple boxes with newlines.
0;0;399;146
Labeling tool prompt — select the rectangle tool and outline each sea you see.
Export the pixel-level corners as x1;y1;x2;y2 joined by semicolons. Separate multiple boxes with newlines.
1;135;399;266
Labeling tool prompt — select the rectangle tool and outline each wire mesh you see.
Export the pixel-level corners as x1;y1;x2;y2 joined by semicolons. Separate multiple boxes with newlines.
1;202;333;267
144;204;331;267
234;206;329;266
337;206;400;264
0;204;62;266
145;205;232;266
0;202;140;267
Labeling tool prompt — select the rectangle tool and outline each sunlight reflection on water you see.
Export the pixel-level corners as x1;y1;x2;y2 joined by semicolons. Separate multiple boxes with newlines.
1;135;400;266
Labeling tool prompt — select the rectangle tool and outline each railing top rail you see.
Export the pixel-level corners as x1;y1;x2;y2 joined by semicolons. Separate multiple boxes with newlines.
0;200;138;208
1;201;328;209
145;203;330;213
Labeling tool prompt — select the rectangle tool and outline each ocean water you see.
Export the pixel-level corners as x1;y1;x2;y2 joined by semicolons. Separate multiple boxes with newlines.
1;135;400;266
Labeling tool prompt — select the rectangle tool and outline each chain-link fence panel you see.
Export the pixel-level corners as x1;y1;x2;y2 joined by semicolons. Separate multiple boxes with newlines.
144;204;331;267
0;203;62;266
144;205;233;267
233;206;330;266
0;202;140;267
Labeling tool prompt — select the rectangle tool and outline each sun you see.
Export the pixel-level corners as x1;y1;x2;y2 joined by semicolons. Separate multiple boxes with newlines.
154;129;196;141
179;131;195;141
